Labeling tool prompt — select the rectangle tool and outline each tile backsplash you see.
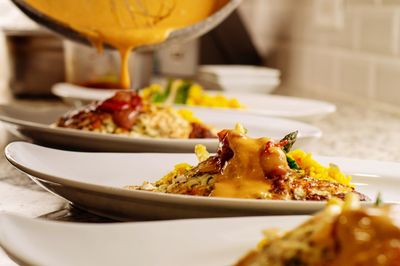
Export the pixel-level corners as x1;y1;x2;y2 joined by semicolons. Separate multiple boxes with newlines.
239;0;400;106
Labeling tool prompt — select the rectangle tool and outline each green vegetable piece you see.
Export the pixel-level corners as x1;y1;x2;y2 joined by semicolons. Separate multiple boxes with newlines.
164;79;172;96
152;92;166;103
374;192;383;206
287;156;301;170
281;131;298;153
152;79;173;103
174;81;191;104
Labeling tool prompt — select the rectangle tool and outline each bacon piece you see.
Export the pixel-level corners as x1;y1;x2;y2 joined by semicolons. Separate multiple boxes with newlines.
189;122;216;139
96;91;143;129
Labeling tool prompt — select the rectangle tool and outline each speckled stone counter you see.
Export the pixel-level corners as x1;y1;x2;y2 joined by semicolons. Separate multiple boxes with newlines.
313;101;400;161
273;86;400;161
0;93;399;265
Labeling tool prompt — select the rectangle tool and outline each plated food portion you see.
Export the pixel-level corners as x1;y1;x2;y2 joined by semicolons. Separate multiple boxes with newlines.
140;80;243;108
5;141;400;219
2;197;399;266
0;103;321;152
237;195;400;266
52;81;336;122
129;124;367;201
56;90;215;139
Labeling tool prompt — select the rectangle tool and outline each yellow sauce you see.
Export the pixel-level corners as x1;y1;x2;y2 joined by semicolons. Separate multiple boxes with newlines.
211;131;289;199
330;207;400;266
25;0;228;89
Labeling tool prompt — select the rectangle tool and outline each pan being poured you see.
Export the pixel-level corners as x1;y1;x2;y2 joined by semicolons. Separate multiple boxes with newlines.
14;0;240;89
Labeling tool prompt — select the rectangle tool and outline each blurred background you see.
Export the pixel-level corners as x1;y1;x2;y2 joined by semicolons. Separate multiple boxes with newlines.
0;0;399;106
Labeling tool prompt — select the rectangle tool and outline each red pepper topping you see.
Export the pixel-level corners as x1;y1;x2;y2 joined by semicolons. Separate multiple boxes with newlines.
276;139;289;149
97;91;143;112
96;91;143;129
216;129;234;169
97;100;130;112
217;129;229;141
113;108;140;129
112;91;132;102
262;141;275;155
131;95;142;109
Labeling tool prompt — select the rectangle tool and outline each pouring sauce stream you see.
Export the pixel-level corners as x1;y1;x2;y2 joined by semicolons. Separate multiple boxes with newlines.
24;0;229;89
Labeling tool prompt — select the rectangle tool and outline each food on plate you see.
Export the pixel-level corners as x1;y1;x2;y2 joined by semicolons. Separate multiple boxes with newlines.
128;124;368;201
56;91;215;139
236;194;400;266
140;80;243;108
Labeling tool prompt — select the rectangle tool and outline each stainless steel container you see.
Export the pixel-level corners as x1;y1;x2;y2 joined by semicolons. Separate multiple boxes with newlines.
63;40;153;89
5;29;65;96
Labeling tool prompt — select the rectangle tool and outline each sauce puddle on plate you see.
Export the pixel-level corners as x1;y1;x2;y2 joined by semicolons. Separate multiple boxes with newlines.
25;0;228;89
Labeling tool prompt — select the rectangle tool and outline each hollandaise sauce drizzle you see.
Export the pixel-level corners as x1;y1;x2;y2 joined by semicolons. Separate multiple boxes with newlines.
24;0;229;89
211;131;289;199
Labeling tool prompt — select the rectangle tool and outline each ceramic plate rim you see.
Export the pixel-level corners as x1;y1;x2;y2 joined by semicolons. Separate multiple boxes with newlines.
51;83;336;119
0;104;322;144
0;213;309;266
6;142;400;209
4;142;326;208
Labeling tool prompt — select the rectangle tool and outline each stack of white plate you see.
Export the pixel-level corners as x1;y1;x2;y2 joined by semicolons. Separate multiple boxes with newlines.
197;65;281;93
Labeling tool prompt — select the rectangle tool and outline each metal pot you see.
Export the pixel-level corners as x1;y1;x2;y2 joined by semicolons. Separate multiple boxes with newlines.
5;29;65;96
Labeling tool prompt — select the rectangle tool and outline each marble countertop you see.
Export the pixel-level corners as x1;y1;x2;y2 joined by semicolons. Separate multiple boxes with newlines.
275;86;400;161
312;101;400;161
0;92;399;265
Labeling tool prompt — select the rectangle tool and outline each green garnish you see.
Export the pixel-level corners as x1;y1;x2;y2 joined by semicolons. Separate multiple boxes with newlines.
287;155;301;170
152;79;173;103
281;131;298;153
174;81;191;104
374;192;383;206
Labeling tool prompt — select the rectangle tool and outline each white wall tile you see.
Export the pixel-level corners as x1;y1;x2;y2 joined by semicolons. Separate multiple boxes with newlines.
336;54;373;97
286;6;315;44
346;0;381;5
304;9;358;49
357;9;397;54
375;61;400;105
241;0;400;106
286;46;337;91
285;47;312;88
308;49;337;91
381;0;400;5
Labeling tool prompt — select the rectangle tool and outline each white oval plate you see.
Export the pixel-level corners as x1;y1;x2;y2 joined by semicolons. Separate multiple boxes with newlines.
212;92;336;122
52;83;117;104
52;83;336;122
5;142;400;220
0;213;308;266
0;104;321;152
